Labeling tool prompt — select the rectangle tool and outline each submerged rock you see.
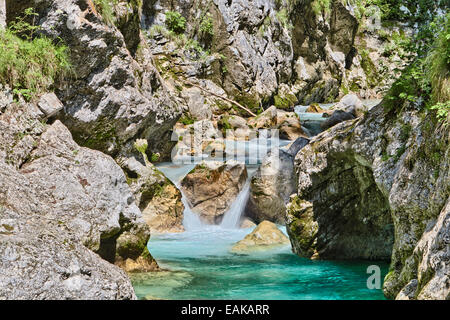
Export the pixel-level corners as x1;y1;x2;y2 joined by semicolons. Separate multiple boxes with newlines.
181;160;248;224
231;221;290;253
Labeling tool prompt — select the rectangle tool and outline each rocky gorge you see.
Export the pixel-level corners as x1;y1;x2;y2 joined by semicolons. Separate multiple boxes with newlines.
0;0;449;300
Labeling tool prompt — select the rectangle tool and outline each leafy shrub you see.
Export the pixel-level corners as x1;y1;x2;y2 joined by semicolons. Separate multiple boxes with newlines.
199;14;214;37
0;8;71;100
165;11;186;34
384;13;449;123
178;114;195;125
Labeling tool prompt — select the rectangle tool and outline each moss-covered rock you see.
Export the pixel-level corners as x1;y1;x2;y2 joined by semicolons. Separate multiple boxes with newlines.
288;96;449;299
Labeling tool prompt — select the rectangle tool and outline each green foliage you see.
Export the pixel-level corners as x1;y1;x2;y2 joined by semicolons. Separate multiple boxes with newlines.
0;8;71;100
93;0;119;26
199;14;214;37
150;153;160;163
275;9;292;29
311;0;331;16
165;11;186;34
429;102;450;121
148;24;166;38
384;13;449;123
425;14;450;104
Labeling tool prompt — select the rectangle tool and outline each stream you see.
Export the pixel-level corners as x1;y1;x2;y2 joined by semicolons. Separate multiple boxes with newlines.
131;100;389;300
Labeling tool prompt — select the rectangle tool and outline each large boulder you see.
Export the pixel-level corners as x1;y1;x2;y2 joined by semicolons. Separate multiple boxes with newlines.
276;110;308;140
180;160;248;224
6;0;181;159
231;221;290;253
286;99;449;299
218;114;252;140
246;137;309;224
0;97;156;299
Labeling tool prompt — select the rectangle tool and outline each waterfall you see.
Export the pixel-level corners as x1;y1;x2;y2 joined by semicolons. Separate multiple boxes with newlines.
176;185;204;231
220;179;251;229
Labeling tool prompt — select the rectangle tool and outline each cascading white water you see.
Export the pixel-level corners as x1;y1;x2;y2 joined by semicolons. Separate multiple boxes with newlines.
178;186;204;231
220;179;251;229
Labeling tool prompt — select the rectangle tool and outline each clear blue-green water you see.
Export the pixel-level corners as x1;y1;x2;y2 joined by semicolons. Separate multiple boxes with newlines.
131;227;389;300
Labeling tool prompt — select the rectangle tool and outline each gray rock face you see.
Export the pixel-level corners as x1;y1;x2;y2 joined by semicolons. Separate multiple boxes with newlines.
332;93;367;117
0;0;5;28
6;0;181;159
287;100;449;299
0;97;156;299
246;137;310;224
144;0;404;114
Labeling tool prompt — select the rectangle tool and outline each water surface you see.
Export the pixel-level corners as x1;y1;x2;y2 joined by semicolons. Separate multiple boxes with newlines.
132;227;389;300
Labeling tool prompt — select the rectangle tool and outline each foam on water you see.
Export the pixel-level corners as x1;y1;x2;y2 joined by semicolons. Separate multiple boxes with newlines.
220;179;251;229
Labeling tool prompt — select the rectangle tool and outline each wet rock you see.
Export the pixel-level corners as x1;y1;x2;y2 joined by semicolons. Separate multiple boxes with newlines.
240;218;257;229
306;104;325;113
276;110;308;140
181;160;248;224
231;221;290;253
246;150;297;224
248;106;307;140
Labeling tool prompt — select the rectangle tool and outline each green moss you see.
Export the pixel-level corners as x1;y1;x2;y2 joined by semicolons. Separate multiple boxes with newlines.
359;47;380;89
273;93;297;110
72;118;118;153
399;123;412;142
234;94;262;116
